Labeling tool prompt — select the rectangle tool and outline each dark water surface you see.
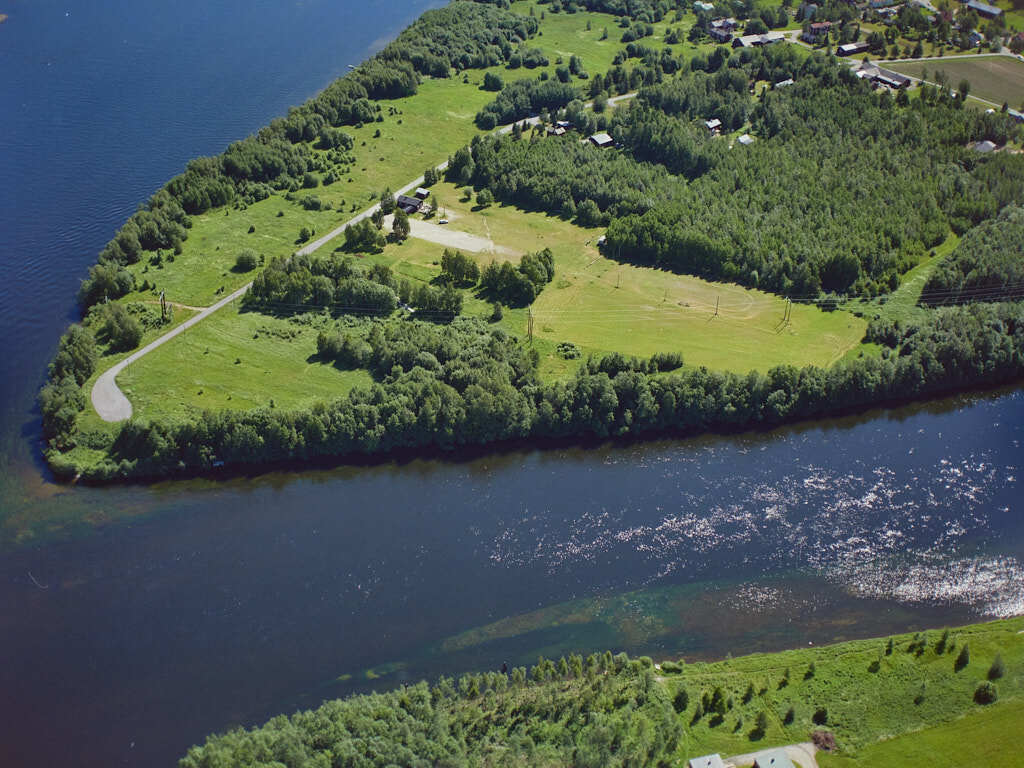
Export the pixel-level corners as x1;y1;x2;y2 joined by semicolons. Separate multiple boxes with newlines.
2;3;1023;768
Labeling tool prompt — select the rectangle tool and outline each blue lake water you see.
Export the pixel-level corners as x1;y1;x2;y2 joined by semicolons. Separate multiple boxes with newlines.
1;3;1023;767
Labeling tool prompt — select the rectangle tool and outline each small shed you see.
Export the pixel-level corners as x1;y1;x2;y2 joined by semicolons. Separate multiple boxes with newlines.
694;1;715;10
753;749;796;768
775;78;795;88
688;755;726;768
737;133;755;145
396;194;422;214
547;125;567;136
704;118;722;134
973;139;997;153
414;187;430;200
589;132;614;148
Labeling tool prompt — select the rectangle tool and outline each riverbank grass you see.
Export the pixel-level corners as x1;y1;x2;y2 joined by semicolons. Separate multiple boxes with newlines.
667;617;1024;763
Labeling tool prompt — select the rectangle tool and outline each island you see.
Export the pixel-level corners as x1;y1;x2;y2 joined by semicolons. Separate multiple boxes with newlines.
39;0;1024;484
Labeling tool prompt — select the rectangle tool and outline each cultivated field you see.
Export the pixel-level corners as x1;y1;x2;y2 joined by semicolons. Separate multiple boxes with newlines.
889;56;1024;108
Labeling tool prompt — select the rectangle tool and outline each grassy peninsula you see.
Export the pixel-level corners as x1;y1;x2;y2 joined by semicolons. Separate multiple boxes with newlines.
179;617;1024;767
40;0;1024;481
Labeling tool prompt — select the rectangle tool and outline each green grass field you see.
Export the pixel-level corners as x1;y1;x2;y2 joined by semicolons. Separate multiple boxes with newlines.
114;304;373;425
818;700;1024;767
109;176;866;421
888;56;1024;108
666;617;1023;763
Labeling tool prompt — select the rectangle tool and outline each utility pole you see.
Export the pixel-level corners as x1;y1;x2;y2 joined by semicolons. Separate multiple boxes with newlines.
714;296;719;317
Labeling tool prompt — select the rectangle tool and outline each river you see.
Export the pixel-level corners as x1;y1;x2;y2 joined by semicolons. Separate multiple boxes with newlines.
1;3;1022;768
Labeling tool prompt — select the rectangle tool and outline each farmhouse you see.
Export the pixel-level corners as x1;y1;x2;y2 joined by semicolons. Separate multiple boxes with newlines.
964;0;1003;17
801;21;832;43
733;30;786;47
853;63;912;89
752;750;796;768
396;194;422;214
589;132;614;148
688;755;726;768
704;118;723;134
837;40;871;55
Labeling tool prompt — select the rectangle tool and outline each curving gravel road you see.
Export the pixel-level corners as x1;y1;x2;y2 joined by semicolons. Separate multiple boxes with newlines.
91;283;253;421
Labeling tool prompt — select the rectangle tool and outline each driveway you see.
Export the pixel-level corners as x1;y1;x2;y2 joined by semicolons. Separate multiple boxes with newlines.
726;742;819;768
386;215;519;256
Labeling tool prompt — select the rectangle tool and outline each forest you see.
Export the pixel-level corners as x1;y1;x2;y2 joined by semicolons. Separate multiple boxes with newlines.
46;298;1024;481
180;653;681;768
920;206;1024;306
460;52;1022;298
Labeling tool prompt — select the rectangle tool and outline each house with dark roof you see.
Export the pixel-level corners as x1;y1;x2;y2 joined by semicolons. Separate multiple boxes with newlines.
396;195;422;214
709;25;734;42
801;21;832;43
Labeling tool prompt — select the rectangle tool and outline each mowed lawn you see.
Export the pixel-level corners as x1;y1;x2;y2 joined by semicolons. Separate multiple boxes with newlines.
115;305;372;424
888;56;1024;108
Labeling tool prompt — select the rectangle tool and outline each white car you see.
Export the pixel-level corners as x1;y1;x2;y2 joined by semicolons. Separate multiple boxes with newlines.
438;218;449;224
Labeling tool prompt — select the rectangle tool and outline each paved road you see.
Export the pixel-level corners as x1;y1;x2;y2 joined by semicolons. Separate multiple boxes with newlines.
89;93;639;422
726;742;820;768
